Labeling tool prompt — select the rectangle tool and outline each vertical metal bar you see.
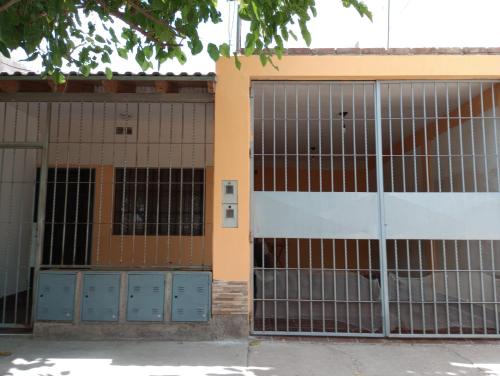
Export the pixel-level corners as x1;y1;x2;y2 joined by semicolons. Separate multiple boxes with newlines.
131;103;139;265
429;240;438;333
329;84;334;192
394;240;401;333
201;103;208;266
178;103;185;263
368;239;374;333
417;240;426;333
319;85;322;192
353;84;358;192
309;238;313;332
273;238;277;331
356;239;362;333
400;84;406;193
273;85;276;192
333;238;338;332
434;83;442;192
469;83;478;193
31;101;51;326
490;240;499;333
296;86;299;191
13;105;29;323
388;84;394;192
284;86;288;192
285;238;289;332
96;102;107;265
478;240;487;333
454;240;463;334
375;81;391;336
320;239;325;332
406;240;414;334
457;84;466;192
60;102;72;265
261;87;265;191
48;103;61;266
154;103;162;265
166;104;174;264
307;86;311;192
411;83;418;192
71;103;83;265
341;85;346;192
445;84;454;192
364;84;369;192
24;103;41;324
480;83;489;192
144;104;152;265
297;238;302;331
491;84;500;193
442;240;451;335
466;239;475;333
189;104;196;265
261;239;265;331
84;104;95;266
423;84;430;192
344;239;349;332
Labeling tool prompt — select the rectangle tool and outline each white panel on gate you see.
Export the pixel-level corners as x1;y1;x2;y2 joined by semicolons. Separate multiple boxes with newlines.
253;192;379;239
385;193;500;239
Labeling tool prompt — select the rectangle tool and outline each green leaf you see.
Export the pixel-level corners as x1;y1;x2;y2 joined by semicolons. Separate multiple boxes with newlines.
259;53;267;66
101;52;111;64
105;67;113;80
117;48;128;59
143;46;153;59
219;43;230;58
207;43;219;61
189;39;203;55
95;35;105;43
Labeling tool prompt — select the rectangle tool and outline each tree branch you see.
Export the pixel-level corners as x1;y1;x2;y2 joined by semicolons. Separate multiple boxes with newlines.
127;0;181;38
92;0;181;48
0;0;22;13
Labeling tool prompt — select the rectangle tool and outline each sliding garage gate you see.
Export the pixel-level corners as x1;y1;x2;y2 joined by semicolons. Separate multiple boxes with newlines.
251;81;500;337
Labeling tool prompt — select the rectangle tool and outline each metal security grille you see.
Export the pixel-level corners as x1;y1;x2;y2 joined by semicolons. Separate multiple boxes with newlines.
41;100;213;269
0;97;214;328
0;102;47;328
252;82;383;336
252;80;500;338
380;81;500;337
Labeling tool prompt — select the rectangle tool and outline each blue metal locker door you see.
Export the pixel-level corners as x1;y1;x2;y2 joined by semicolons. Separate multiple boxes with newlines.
171;272;211;322
127;273;165;321
81;272;120;321
36;272;76;321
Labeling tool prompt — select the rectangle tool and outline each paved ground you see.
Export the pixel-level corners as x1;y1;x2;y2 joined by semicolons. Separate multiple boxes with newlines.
0;336;500;376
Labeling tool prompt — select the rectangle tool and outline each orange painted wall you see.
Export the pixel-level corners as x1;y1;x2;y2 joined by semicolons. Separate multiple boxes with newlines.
213;54;500;284
88;165;214;267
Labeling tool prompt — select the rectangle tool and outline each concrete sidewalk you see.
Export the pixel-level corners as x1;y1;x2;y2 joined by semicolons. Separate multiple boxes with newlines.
0;336;499;376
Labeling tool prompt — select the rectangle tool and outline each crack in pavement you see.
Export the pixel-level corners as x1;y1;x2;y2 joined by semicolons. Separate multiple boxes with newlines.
445;345;490;376
330;345;364;376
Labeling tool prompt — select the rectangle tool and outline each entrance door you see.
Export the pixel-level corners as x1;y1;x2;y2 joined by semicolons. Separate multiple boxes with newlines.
251;81;384;336
37;168;95;266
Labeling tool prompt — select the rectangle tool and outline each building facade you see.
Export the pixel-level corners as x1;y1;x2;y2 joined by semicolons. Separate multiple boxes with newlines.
1;49;500;338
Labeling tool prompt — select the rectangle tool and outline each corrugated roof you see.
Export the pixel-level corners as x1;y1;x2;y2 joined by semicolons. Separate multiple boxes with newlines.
0;71;216;80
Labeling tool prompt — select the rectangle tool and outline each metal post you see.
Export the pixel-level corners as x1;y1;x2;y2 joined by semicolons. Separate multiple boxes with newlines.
30;101;51;325
374;82;391;336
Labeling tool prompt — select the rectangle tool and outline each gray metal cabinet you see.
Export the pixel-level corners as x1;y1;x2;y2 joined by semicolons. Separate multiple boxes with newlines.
127;273;165;321
36;272;76;321
171;272;211;322
81;272;120;321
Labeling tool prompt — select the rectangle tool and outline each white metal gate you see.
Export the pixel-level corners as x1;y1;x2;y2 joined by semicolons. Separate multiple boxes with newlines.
0;101;49;329
251;81;500;338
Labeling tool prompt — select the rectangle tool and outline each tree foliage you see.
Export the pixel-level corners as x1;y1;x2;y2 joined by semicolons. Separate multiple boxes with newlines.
0;0;371;82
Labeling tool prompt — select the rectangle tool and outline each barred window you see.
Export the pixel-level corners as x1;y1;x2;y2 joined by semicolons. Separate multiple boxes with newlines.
113;168;204;236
